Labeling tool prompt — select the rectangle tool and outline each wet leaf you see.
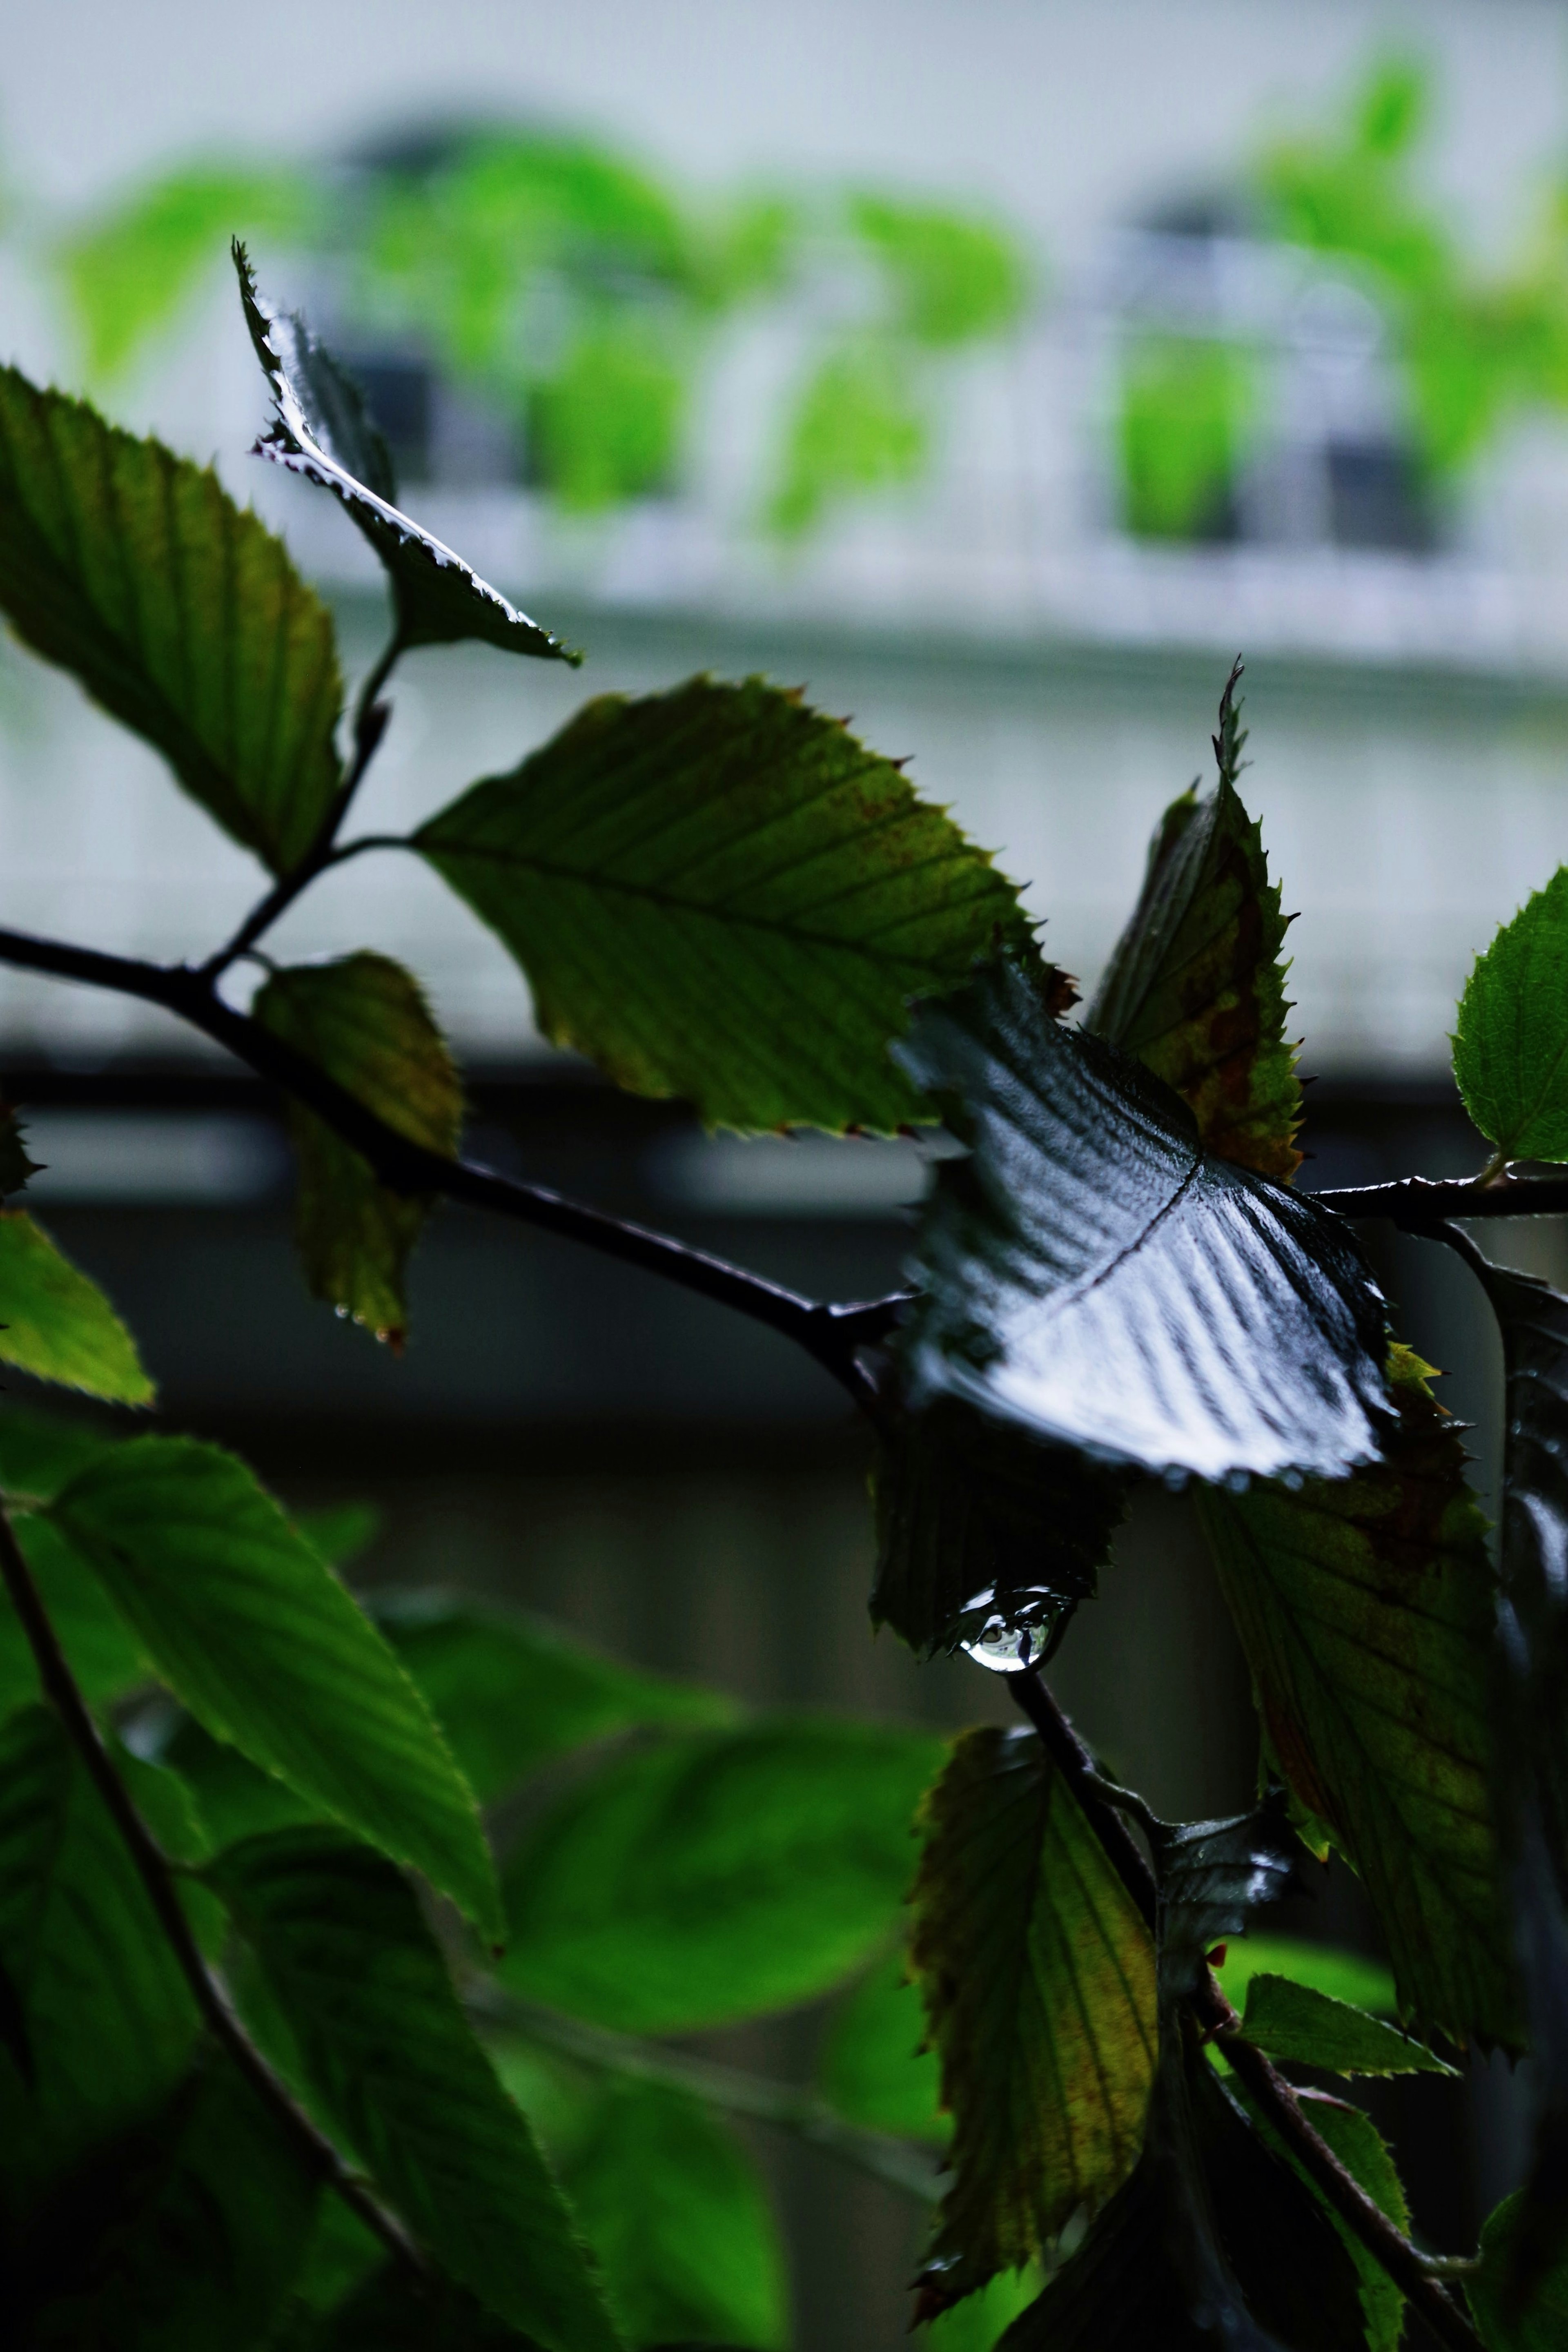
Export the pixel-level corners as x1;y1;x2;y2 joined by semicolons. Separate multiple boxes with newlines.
870;1397;1129;1663
1238;1974;1455;2075
1197;1347;1519;2046
1088;667;1301;1180
254;953;463;1347
1153;1794;1300;2002
0;1212;152;1404
210;1830;618;2352
0;361;342;873
895;958;1390;1483
909;1726;1157;2301
236;246;574;665
1453;866;1568;1163
414;675;1036;1135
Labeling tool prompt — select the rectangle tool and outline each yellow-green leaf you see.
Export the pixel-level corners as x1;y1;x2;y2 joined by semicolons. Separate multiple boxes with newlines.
0;1212;152;1403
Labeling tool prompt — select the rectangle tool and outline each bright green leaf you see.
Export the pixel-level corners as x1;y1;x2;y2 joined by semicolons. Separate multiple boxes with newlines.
1087;667;1301;1181
209;1828;619;2352
768;338;928;537
849;197;1027;348
0;365;343;873
254;953;464;1346
924;2267;1042;2352
1116;334;1256;543
1468;2189;1568;2349
236;247;575;665
1197;1348;1521;2047
566;2080;788;2350
1240;1973;1454;2075
1210;1934;1397;2017
1454;867;1568;1164
49;1437;500;1940
374;1590;738;1804
819;1945;947;2145
499;1718;944;2032
0;1704;196;2195
909;1726;1157;2297
414;674;1033;1135
0;1211;152;1402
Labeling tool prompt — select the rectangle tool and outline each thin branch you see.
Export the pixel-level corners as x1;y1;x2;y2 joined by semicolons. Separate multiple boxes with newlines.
0;924;881;1409
1006;1670;1484;2352
0;1505;422;2275
1314;1170;1568;1227
470;1982;942;2205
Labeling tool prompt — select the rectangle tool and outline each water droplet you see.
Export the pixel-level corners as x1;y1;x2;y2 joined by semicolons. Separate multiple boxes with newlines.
961;1617;1036;1673
334;1304;350;1320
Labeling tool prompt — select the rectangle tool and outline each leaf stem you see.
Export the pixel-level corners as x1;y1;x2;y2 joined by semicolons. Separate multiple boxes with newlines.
1314;1169;1568;1226
0;1502;423;2277
469;1983;942;2204
1006;1668;1484;2352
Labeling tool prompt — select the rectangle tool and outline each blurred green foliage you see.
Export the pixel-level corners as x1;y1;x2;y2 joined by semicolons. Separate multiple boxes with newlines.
1118;336;1256;541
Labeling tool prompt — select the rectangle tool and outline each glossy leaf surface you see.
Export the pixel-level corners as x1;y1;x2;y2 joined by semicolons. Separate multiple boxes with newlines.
374;1590;737;1804
1239;1973;1454;2075
254;953;463;1346
871;1398;1128;1661
1154;1796;1299;2000
211;1829;618;2352
0;1705;196;2194
499;1719;943;2031
236;248;573;664
818;1946;947;2145
0;362;342;872
1197;1348;1518;2044
895;959;1389;1482
909;1726;1156;2296
0;1212;152;1402
415;675;1033;1134
49;1437;499;1939
1454;866;1568;1162
566;2081;788;2350
1088;671;1301;1180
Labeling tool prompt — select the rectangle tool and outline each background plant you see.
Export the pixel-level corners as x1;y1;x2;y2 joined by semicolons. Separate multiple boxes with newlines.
2;245;1568;2350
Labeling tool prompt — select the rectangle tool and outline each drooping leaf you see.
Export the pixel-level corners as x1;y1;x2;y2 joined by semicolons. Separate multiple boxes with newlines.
1468;2189;1568;2349
895;957;1390;1483
0;363;343;873
1453;866;1568;1164
372;1590;737;1804
0;1106;41;1197
1231;2078;1411;2352
870;1397;1129;1663
1153;1793;1301;2002
254;953;464;1347
499;1718;944;2032
1088;667;1301;1180
818;1945;947;2145
1211;1935;1397;2017
48;1437;500;1940
565;2080;788;2350
0;1704;196;2196
909;1726;1156;2301
414;675;1036;1135
0;1512;147;1717
208;1828;619;2352
1196;1346;1519;2045
16;2051;317;2352
0;1211;153;1402
1239;1973;1454;2075
235;246;574;665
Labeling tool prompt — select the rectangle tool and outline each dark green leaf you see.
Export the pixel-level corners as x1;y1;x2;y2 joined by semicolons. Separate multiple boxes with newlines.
1468;2189;1568;2349
1453;867;1568;1163
895;957;1390;1482
0;1404;120;1502
297;1500;382;1567
374;1590;737;1804
18;2052;316;2352
870;1396;1128;1663
909;1726;1156;2297
1230;2079;1410;2352
0;1512;147;1717
209;1828;618;2352
0;1106;41;1197
565;2080;788;2350
49;1437;500;1940
414;675;1035;1135
1239;1973;1454;2075
235;246;575;666
1088;664;1302;1182
254;953;464;1347
0;1211;153;1402
0;1704;196;2196
499;1718;944;2031
155;1712;323;1849
818;1946;947;2145
1196;1345;1520;2045
310;2265;539;2349
1212;1934;1398;2016
0;363;343;872
1153;1794;1299;2002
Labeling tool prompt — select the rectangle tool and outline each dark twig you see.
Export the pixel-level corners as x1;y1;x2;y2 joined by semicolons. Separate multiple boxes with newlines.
0;1505;421;2274
1314;1170;1568;1228
1007;1670;1484;2352
0;925;882;1410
